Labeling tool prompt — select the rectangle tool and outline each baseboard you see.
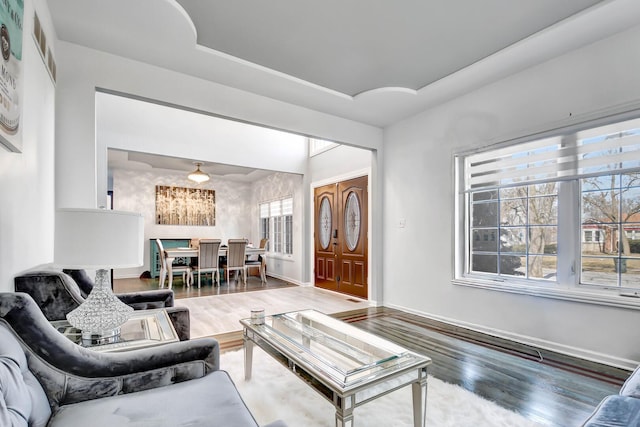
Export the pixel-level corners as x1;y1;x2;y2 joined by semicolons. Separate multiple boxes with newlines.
385;302;639;371
263;273;306;287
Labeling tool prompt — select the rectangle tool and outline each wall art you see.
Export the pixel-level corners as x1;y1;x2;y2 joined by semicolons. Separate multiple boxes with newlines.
155;185;215;226
0;0;24;152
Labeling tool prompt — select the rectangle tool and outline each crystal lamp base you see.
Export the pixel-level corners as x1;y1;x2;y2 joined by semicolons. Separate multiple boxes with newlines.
66;269;133;335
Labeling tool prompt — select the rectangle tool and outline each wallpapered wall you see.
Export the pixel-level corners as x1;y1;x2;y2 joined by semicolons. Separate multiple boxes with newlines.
112;168;253;278
251;172;304;283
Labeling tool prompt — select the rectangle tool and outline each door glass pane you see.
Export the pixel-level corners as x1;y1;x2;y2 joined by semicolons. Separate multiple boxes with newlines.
344;192;361;251
319;197;332;250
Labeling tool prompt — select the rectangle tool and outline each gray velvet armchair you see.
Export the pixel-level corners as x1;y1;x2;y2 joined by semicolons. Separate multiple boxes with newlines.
0;292;286;427
14;269;190;341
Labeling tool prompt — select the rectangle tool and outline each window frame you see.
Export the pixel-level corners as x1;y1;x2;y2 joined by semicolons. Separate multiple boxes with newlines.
453;110;640;309
259;196;294;257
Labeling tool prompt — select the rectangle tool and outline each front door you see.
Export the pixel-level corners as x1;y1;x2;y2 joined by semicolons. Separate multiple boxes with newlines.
314;176;368;299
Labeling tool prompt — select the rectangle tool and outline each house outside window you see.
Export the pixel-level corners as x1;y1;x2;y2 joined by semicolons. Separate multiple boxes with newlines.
455;115;640;297
259;197;293;255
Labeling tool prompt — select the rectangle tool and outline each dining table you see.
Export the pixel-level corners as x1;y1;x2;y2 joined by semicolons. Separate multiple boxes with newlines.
163;246;265;287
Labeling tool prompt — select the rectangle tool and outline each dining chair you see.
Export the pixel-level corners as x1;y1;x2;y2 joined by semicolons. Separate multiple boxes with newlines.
223;239;248;285
156;239;192;289
193;239;221;288
245;239;268;284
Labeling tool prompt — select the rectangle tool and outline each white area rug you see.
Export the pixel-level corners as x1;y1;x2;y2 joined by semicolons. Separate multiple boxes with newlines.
222;349;543;427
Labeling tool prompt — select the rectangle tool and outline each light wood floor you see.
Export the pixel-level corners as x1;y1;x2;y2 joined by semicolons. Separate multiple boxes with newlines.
174;285;371;337
114;275;371;346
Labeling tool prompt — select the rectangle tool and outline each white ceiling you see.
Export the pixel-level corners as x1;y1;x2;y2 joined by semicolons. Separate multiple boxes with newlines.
48;0;640;128
107;149;276;183
177;0;601;96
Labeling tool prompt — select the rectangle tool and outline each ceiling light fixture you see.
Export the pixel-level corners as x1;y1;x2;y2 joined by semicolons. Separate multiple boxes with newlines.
188;162;210;183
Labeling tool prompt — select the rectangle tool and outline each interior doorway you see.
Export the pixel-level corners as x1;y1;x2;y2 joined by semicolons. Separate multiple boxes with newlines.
314;175;368;299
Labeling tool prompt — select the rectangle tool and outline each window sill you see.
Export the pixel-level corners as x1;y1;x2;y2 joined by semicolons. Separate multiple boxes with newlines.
452;277;640;310
264;253;295;262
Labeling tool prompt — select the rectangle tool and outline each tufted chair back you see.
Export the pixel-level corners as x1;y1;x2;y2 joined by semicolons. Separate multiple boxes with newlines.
14;270;86;321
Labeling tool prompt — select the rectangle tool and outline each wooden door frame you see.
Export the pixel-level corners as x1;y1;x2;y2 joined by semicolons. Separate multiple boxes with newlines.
309;168;372;300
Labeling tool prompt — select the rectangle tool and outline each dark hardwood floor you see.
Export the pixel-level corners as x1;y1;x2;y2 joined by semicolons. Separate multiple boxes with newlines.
334;307;629;427
114;277;630;426
114;273;296;299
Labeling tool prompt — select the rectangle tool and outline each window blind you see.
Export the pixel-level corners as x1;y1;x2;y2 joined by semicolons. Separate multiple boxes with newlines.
270;200;281;216
259;203;269;218
282;197;293;216
464;117;640;192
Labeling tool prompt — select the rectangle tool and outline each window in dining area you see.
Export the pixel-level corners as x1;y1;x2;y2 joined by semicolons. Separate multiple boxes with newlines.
259;197;294;255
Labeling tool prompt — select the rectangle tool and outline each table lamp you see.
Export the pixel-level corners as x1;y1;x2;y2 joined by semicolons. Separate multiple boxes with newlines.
54;208;144;342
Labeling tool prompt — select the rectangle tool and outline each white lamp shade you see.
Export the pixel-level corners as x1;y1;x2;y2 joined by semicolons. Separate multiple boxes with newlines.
54;208;144;269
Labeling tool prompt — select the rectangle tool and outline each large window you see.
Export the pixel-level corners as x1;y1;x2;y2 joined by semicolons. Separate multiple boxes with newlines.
470;184;558;280
456;115;640;296
581;173;640;288
259;197;293;255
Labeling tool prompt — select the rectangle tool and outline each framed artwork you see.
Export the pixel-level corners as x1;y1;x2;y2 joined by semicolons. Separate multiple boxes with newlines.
0;0;24;152
155;185;216;226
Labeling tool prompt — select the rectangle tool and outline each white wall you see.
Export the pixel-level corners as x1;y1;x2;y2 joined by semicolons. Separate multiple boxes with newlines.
55;40;383;295
97;92;309;177
308;145;371;183
55;41;383;211
384;24;640;366
112;169;254;279
251;172;305;284
0;0;56;290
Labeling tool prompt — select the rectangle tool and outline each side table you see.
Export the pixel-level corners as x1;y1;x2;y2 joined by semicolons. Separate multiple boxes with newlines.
51;308;179;352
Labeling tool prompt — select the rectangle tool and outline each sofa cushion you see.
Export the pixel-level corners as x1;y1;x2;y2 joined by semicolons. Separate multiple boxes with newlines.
582;395;640;426
0;324;51;427
49;370;262;427
620;365;640;398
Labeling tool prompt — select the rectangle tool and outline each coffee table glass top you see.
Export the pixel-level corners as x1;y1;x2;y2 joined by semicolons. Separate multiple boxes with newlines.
241;309;429;389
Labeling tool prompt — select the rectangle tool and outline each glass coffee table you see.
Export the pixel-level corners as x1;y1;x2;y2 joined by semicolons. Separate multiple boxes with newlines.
241;309;431;427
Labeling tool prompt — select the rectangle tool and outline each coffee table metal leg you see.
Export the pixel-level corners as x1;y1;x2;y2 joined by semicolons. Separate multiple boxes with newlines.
244;338;254;380
335;395;354;427
412;367;428;427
